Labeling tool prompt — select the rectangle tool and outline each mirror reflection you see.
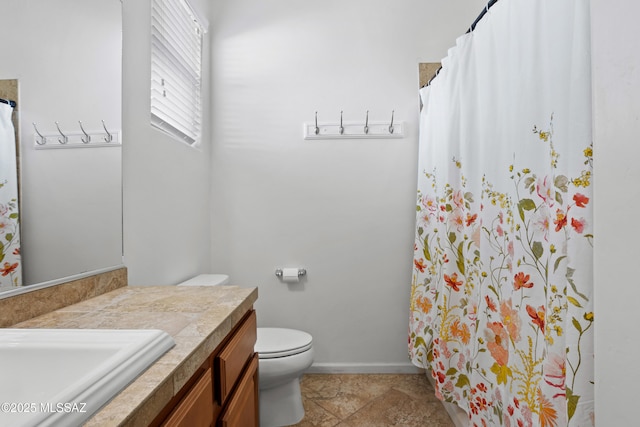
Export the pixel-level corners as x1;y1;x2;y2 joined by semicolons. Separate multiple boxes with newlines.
0;0;122;295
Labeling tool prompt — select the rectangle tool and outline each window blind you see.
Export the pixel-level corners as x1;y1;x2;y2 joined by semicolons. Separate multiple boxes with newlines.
151;0;204;145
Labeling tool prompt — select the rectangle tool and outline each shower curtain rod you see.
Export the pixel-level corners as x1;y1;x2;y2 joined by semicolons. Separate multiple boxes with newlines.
0;98;16;108
424;0;501;87
467;0;500;34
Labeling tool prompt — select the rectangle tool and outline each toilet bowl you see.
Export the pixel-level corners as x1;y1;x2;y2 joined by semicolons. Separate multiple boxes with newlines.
256;327;313;427
177;274;314;427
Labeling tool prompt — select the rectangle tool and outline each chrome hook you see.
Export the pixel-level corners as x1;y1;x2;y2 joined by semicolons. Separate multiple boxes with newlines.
78;121;91;144
339;110;344;135
101;120;113;143
55;121;68;144
32;122;46;145
388;110;395;134
364;110;369;134
314;111;319;135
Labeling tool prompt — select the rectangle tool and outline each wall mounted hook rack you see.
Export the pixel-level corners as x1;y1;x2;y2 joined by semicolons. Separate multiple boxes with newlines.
32;121;121;149
304;110;404;140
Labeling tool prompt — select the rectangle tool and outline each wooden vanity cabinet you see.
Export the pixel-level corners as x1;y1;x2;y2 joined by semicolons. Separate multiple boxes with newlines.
155;309;258;427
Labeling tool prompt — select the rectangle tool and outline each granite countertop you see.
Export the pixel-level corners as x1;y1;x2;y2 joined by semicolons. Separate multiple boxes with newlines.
12;285;258;426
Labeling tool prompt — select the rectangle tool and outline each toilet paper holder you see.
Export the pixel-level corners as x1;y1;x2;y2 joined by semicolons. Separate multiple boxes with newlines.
275;268;307;279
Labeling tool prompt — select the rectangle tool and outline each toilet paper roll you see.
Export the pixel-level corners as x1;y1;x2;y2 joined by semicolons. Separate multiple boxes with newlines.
281;268;300;282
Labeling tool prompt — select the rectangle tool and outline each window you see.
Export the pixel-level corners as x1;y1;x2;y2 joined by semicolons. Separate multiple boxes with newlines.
151;0;206;145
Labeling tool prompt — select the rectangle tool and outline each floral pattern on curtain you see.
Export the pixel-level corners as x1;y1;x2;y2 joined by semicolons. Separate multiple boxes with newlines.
0;102;22;288
408;1;594;426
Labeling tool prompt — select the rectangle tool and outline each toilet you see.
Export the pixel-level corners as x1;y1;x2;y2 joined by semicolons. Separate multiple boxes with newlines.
178;274;314;427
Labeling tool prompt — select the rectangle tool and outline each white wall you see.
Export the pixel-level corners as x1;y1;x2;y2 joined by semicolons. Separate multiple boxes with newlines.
209;0;486;368
1;0;122;285
122;0;212;285
591;0;640;424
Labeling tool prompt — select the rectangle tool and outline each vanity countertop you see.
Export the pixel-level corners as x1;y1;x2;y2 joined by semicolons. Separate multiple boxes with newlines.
11;284;258;426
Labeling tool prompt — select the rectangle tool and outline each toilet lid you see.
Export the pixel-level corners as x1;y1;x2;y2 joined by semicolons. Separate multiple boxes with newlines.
256;328;313;359
177;274;229;286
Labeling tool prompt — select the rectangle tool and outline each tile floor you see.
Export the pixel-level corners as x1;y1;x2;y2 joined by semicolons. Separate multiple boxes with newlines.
289;374;456;427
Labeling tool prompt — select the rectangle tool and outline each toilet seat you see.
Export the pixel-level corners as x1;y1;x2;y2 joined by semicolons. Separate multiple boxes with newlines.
256;328;313;359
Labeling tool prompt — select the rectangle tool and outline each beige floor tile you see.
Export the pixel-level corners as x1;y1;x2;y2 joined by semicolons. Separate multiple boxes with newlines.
291;399;341;427
300;374;394;420
338;389;455;427
289;373;456;427
388;374;443;403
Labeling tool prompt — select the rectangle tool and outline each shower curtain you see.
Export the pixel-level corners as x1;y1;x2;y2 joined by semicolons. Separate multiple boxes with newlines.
409;1;593;426
0;102;22;288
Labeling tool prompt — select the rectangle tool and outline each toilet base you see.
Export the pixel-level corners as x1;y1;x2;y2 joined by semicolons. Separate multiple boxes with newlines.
259;377;305;427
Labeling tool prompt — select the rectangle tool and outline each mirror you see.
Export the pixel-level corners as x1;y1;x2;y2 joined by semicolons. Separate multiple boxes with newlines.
0;0;122;296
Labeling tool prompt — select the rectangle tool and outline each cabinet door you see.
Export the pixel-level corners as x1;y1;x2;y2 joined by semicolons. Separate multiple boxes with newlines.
218;354;259;427
162;367;214;427
216;310;257;404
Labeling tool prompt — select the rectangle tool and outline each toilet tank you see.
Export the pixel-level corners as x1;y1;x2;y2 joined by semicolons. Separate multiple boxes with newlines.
177;274;230;286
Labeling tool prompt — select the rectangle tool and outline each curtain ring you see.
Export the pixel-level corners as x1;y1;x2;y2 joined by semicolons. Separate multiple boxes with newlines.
339;110;344;135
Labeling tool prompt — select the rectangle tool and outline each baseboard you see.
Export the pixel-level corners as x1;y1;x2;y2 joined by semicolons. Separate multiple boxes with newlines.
306;363;425;374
